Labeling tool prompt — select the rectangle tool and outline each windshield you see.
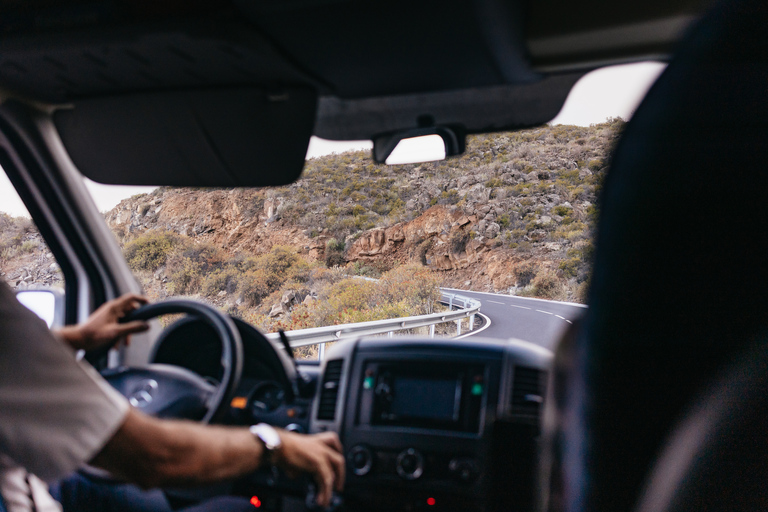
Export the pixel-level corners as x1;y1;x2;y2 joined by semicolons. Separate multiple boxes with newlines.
0;62;663;357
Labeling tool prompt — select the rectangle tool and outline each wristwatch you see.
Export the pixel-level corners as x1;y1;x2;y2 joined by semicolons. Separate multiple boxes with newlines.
250;423;283;466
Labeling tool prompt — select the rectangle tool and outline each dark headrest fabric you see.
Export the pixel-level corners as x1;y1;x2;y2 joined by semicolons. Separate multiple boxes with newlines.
552;0;768;511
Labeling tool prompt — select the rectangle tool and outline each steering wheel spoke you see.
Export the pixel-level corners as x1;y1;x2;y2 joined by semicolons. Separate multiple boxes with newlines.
102;365;217;420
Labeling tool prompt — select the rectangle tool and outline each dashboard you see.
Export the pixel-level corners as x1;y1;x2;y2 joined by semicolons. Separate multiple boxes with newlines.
310;337;551;512
151;317;552;512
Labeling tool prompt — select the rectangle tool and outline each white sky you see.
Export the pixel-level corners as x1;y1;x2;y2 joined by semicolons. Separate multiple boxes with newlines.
0;61;665;218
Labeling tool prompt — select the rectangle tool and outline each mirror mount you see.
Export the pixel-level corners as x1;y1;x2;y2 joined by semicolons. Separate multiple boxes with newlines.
372;125;466;164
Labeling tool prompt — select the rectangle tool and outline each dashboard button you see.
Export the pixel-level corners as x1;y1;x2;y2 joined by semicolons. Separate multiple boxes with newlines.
349;445;373;476
396;448;424;480
448;457;480;483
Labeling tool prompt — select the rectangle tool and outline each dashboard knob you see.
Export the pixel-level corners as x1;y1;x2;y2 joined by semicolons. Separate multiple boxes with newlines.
396;448;424;480
348;445;373;476
448;457;480;483
285;423;304;433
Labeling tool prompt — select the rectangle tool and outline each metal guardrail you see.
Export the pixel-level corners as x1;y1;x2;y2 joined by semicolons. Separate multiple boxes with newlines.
265;291;481;360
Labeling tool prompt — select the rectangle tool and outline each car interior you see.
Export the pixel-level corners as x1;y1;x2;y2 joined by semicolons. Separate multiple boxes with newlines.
1;0;766;511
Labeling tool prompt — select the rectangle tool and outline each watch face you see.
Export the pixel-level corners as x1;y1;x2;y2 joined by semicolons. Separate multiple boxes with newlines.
252;424;281;449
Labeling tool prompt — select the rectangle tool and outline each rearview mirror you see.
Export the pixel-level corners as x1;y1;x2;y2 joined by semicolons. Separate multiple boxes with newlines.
384;135;447;165
373;126;465;164
16;289;65;328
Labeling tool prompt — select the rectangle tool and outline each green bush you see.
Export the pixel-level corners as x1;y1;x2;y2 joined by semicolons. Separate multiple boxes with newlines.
20;240;37;254
325;252;345;268
124;231;180;271
558;258;580;278
350;262;382;278
587;159;603;171
438;189;459;205
326;238;345;253
375;264;442;315
238;268;272;306
530;269;562;299
514;262;536;287
202;267;240;296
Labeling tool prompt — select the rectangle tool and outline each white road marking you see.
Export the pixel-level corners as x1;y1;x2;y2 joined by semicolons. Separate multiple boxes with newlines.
510;304;531;310
455;313;492;339
486;300;505;305
442;288;588;308
536;310;554;315
554;314;573;324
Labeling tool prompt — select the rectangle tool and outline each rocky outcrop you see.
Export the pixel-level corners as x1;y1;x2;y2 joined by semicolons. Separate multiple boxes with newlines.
347;204;507;274
105;189;328;261
347;205;464;259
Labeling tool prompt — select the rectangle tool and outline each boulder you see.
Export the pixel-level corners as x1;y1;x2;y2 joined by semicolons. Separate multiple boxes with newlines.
464;183;490;203
485;222;500;239
269;303;285;318
281;290;299;308
492;187;508;200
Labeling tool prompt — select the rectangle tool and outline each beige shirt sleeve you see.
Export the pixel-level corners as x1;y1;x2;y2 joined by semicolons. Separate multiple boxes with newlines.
0;281;129;482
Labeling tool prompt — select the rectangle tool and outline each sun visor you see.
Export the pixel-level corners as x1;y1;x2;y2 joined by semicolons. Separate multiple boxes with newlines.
53;87;317;187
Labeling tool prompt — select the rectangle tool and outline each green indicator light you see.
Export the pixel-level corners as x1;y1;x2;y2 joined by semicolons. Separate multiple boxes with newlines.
363;377;374;389
471;383;483;396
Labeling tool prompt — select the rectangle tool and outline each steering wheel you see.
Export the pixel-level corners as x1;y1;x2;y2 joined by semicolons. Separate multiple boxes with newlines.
101;298;243;424
81;299;242;485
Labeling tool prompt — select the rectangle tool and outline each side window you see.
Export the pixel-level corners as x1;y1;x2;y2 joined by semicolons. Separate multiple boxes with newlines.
0;170;63;291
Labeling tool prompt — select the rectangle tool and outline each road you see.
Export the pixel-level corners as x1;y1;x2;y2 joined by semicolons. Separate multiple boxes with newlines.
444;288;587;350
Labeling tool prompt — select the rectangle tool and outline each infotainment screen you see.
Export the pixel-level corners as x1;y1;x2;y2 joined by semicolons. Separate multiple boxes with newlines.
391;376;460;422
361;361;485;432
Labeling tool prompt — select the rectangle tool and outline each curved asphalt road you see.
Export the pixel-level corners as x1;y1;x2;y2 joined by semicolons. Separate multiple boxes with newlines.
444;288;587;350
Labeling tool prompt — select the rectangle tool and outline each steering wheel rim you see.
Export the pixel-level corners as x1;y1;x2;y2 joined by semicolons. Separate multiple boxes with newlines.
117;299;244;423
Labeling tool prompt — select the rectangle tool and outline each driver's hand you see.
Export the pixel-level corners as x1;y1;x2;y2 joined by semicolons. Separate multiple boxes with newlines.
274;430;345;508
56;294;149;351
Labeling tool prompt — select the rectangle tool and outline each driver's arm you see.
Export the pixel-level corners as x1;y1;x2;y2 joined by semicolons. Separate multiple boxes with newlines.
52;292;345;506
90;408;345;507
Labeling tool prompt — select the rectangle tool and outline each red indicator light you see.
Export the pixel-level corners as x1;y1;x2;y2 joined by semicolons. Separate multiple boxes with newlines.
427;497;436;506
250;496;262;508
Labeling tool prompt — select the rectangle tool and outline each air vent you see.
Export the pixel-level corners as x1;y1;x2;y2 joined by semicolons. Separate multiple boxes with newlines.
317;359;344;421
511;366;547;417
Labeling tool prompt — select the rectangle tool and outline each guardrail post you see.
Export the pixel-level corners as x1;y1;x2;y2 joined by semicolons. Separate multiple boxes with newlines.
455;320;461;336
449;295;454;310
470;313;475;331
318;343;326;362
430;324;435;338
388;331;393;338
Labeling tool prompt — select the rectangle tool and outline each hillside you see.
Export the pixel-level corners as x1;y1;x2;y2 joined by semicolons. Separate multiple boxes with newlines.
1;119;622;331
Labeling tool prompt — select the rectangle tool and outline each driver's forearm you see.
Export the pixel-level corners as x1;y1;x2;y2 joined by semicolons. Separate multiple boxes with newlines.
90;408;266;488
53;326;84;350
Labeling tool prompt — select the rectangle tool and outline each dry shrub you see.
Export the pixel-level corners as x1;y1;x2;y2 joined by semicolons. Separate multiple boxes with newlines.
530;269;563;300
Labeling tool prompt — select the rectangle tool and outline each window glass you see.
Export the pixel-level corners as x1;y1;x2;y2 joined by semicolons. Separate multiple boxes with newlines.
0;170;64;291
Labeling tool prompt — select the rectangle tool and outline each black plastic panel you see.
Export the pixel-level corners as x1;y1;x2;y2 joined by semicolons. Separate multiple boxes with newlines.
53;87;316;186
